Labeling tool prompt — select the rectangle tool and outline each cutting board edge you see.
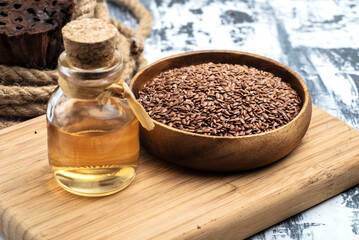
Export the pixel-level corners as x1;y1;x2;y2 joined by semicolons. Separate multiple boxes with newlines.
0;205;36;240
181;155;359;239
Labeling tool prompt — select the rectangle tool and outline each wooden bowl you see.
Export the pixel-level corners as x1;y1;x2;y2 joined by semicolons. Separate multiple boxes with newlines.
130;50;312;171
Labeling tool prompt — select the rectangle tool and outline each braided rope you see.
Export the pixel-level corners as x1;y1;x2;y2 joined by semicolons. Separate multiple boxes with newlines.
0;0;152;128
95;2;111;22
72;0;97;20
0;86;57;105
110;0;152;40
0;66;58;86
0;104;47;117
0;119;20;129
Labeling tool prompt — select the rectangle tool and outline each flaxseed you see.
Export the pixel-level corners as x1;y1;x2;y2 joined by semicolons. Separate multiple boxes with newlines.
138;62;301;136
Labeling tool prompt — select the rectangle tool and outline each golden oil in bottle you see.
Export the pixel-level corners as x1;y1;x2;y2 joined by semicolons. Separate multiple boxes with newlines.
47;18;147;197
48;120;139;197
47;98;140;197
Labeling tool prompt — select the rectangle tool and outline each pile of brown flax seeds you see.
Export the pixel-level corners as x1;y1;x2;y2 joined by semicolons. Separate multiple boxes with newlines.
138;62;301;136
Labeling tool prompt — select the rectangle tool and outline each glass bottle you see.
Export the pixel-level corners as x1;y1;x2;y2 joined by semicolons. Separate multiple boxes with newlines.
47;51;139;197
47;19;140;197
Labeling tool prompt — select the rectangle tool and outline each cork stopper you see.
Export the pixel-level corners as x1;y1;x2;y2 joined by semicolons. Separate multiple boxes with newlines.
62;18;118;69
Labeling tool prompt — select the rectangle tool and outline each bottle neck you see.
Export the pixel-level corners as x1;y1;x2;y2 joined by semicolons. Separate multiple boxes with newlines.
58;50;124;88
57;50;155;131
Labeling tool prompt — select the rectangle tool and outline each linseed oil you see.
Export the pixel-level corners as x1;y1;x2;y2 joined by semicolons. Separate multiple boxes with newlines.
47;18;146;197
47;102;139;197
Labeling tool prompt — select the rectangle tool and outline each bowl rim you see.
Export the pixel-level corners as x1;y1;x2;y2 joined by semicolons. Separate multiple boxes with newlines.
131;50;311;139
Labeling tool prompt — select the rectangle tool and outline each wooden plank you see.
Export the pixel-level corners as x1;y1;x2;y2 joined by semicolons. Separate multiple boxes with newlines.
0;105;359;240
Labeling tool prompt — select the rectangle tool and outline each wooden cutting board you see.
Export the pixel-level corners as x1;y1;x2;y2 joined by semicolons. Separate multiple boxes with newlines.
1;105;359;240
